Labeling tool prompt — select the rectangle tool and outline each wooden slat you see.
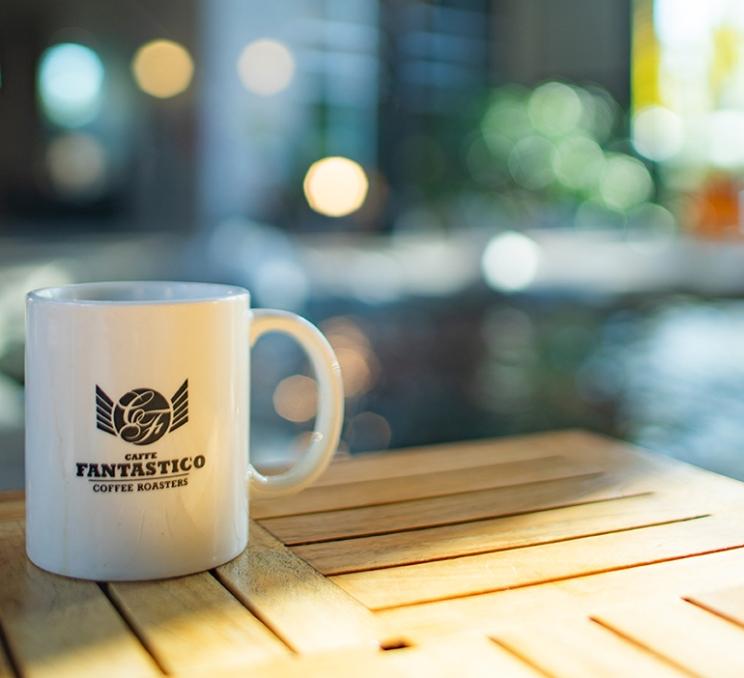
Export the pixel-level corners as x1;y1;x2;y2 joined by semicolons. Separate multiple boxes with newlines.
309;428;698;490
687;584;744;629
0;524;158;678
493;618;688;678
0;498;23;523
593;597;744;678
333;513;744;610
542;430;744;498
107;572;289;674
379;635;543;678
6;431;744;676
263;457;737;549
252;455;598;518
293;493;706;574
0;520;22;542
260;471;635;544
215;522;380;654
187;635;542;678
207;648;396;678
376;546;744;643
311;434;557;487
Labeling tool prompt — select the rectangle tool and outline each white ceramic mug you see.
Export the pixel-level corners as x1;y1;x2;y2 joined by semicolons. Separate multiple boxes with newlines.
25;281;343;580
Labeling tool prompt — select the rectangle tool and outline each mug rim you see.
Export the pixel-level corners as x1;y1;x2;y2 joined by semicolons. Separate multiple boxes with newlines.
27;281;250;306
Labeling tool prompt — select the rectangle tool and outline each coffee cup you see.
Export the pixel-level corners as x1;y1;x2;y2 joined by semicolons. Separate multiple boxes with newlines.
25;281;343;580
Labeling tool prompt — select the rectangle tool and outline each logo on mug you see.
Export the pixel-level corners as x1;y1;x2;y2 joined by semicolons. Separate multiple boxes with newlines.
96;380;188;445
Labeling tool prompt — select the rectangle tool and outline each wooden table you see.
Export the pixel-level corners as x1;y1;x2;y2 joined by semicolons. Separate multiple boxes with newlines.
3;430;744;677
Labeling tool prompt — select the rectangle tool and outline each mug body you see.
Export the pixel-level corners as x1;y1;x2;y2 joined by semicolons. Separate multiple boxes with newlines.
25;282;250;580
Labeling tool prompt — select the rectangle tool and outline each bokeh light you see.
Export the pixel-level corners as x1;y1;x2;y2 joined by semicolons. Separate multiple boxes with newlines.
237;39;295;96
708;110;744;168
577;87;617;142
553;135;605;191
632;106;684;161
322;317;371;353
38;43;104;127
527;82;583;137
653;0;714;46
599;154;654;210
46;133;106;197
321;317;378;398
273;375;317;423
335;347;373;397
481;86;532;146
348;411;392;451
626;203;677;251
303;157;369;217
508;136;556;189
132;40;194;99
481;231;541;292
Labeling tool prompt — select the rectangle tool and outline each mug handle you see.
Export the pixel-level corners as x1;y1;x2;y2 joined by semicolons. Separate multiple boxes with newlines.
248;309;344;496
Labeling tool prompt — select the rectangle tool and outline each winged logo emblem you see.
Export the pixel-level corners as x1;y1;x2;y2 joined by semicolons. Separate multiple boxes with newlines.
96;379;188;445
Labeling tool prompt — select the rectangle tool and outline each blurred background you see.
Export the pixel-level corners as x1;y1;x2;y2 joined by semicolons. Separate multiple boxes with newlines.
2;0;744;489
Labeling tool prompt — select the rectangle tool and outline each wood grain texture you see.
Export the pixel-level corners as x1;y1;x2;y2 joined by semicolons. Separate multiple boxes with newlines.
593;597;744;678
335;514;744;610
252;455;598;519
377;546;744;643
310;434;557;487
378;635;543;678
108;572;289;674
6;431;744;677
0;523;158;678
0;497;23;522
493;618;688;678
215;522;380;654
260;471;635;544
686;584;744;629
293;493;703;574
542;430;744;499
307;428;704;490
179;635;543;678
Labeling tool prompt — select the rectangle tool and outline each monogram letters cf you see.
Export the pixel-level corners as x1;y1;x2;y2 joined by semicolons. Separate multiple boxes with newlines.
96;380;188;445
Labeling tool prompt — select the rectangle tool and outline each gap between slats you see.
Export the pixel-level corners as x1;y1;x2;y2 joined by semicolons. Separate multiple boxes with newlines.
332;516;744;611
277;489;654;547
0;619;20;678
0;524;161;678
682;586;744;629
251;455;599;519
587;618;699;678
373;546;744;646
101;571;294;676
374;544;744;612
206;569;299;658
367;542;744;612
214;522;381;655
295;511;708;576
213;567;300;654
489;637;555;678
97;583;169;675
259;471;651;545
491;617;695;678
309;434;559;487
590;597;744;678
